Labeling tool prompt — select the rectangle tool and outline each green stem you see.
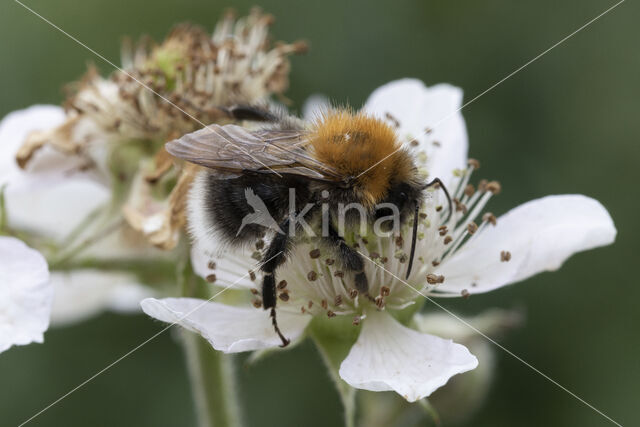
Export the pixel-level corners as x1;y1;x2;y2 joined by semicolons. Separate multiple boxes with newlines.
181;330;243;427
178;255;243;427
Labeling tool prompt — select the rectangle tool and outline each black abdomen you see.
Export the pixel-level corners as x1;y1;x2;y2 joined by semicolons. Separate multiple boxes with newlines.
203;172;311;245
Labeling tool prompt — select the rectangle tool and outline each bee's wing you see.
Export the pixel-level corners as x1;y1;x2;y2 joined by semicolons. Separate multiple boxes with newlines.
166;124;341;180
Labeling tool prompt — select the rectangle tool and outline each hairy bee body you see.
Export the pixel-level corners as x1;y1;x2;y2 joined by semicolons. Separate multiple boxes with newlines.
172;106;441;346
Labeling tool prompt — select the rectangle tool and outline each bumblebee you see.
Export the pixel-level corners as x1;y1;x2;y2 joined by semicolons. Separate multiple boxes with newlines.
167;106;450;346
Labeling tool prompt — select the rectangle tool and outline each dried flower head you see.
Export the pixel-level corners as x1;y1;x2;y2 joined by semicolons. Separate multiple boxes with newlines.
15;8;306;250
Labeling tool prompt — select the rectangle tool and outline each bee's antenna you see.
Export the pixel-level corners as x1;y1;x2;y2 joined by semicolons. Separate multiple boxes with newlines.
405;201;420;279
270;308;290;347
423;177;453;224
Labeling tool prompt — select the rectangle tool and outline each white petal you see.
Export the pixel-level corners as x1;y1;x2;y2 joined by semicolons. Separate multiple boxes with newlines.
436;195;616;295
190;239;258;290
339;310;477;402
50;270;155;326
0;106;110;240
141;298;310;353
302;94;330;121
363;79;468;187
0;237;52;353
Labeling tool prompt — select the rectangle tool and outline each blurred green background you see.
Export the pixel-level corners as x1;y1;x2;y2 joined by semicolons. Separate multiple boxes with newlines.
1;0;637;426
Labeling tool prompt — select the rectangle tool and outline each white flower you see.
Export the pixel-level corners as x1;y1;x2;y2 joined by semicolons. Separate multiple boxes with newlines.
0;236;51;353
141;78;616;402
0;106;155;325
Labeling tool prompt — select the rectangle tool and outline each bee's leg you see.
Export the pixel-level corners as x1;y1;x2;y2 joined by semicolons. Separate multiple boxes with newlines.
326;222;369;296
260;218;292;348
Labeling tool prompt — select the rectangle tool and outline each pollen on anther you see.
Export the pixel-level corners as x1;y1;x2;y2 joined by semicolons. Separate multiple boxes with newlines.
432;260;440;267
500;250;512;262
277;280;288;290
349;289;359;299
206;274;217;283
252;299;263;308
325;258;335;266
250;288;259;295
438;225;448;236
444;235;453;244
309;249;321;259
207;261;216;270
307;271;318;281
380;286;390;297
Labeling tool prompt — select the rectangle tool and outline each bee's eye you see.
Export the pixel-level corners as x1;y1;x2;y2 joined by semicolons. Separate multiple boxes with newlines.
398;191;408;201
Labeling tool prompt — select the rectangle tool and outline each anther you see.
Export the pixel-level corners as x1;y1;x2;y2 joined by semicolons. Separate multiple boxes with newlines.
426;274;445;284
309;249;321;259
395;236;404;247
384;112;400;128
325;258;335;265
425;127;433;134
478;179;488;192
207;261;216;270
483;212;497;225
307;271;318;281
252;299;263;308
467;158;480;169
444;235;453;244
255;240;265;250
277;280;288;290
464;184;475;197
250;288;259;295
308;301;313;309
327;311;336;318
380;257;388;263
249;270;256;281
352;317;361;326
436;205;443;212
279;292;290;302
206;274;217;283
375;295;385;309
486;181;502;194
410;139;419;147
334;295;343;306
432;141;441;147
321;299;328;309
461;289;470;299
380;286;390;297
500;250;512;262
438;225;448;236
349;289;359;299
467;222;478;234
370;252;380;260
334;271;344;278
431;260;440;267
